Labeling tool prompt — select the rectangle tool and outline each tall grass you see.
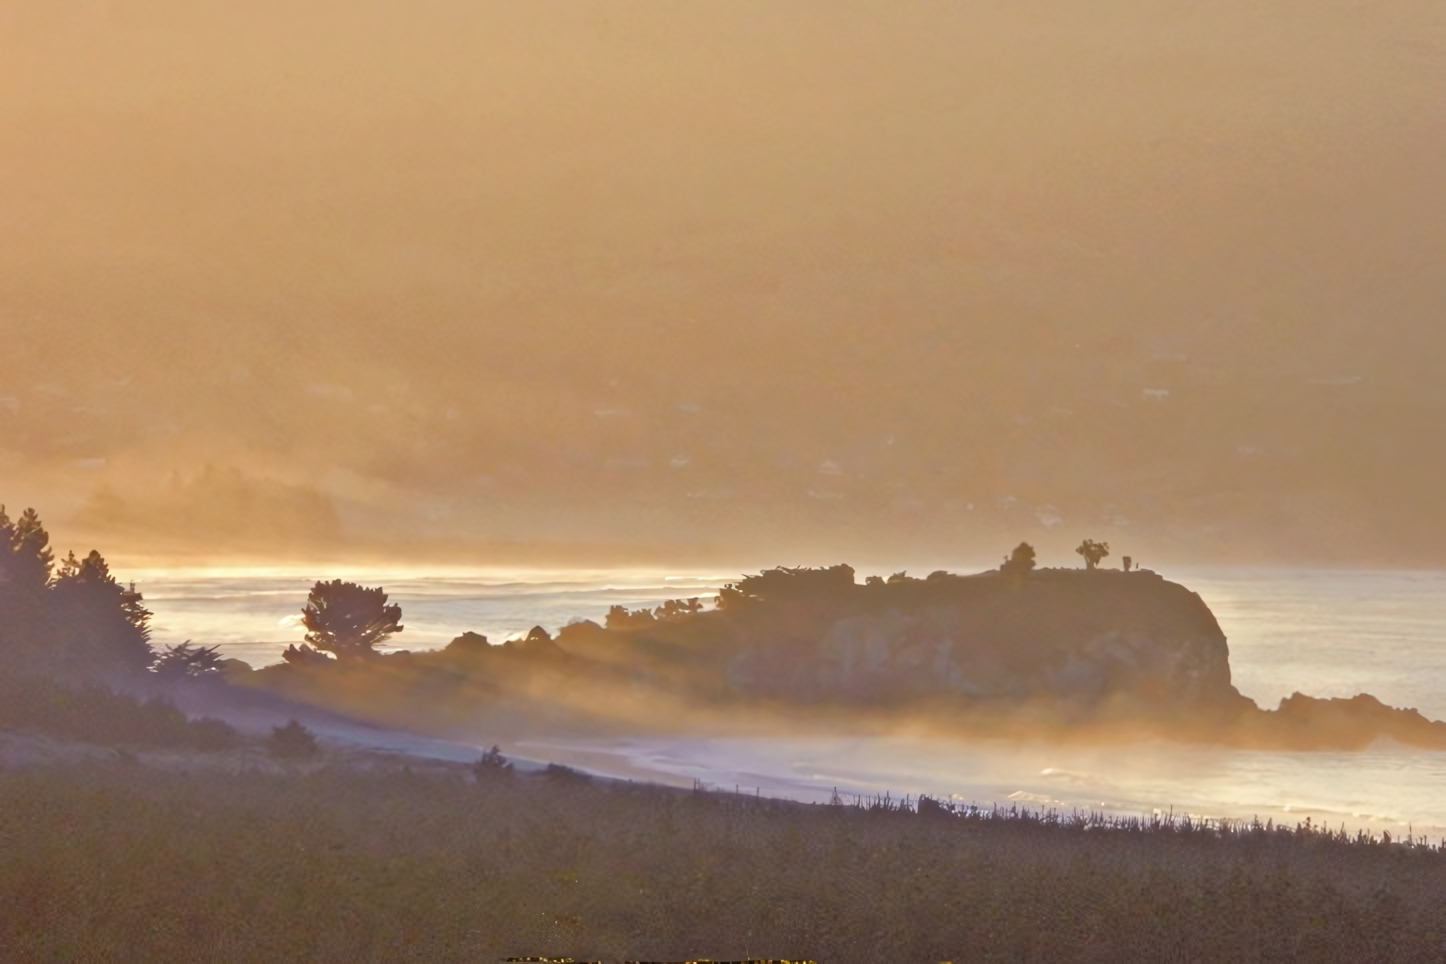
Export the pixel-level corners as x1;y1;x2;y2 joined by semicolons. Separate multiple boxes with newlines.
1;758;1442;962
841;788;1442;850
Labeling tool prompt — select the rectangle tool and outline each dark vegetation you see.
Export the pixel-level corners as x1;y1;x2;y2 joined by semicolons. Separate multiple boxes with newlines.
1075;538;1110;570
283;578;403;664
0;504;238;751
267;719;320;760
0;674;238;752
153;641;225;681
0;759;1443;962
1000;540;1037;576
0;506;154;681
249;554;1446;752
6;506;1446;958
472;744;513;779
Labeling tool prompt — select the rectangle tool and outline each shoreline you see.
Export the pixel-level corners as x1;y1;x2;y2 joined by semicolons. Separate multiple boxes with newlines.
5;726;1446;962
4;720;1443;846
146;673;1446;838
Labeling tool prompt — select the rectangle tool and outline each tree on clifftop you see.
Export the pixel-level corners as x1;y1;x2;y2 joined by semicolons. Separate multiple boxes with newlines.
300;580;402;660
1075;539;1110;570
716;564;856;610
1000;542;1037;576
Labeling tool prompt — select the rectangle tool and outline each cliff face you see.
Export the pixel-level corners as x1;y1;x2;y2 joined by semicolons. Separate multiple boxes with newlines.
720;570;1242;713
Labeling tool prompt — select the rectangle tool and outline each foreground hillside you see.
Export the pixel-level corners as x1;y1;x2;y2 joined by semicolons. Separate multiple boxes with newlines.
1;753;1443;962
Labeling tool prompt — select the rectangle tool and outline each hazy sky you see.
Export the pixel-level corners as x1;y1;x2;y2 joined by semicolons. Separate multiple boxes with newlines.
3;2;1445;565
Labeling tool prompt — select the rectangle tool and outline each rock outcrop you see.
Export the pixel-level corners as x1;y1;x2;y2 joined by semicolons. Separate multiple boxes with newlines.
1240;692;1446;750
725;569;1240;711
551;564;1444;746
256;562;1446;750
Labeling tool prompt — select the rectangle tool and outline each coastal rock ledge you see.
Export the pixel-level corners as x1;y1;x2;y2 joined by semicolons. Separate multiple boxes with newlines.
263;562;1446;751
556;564;1446;748
723;568;1239;713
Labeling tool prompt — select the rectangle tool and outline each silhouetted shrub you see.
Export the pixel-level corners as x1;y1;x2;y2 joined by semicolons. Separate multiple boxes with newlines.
605;604;656;629
188;716;242;752
269;720;319;760
1000;541;1037;576
280;642;334;666
153;641;225;681
717;564;857;609
542;762;589;783
610;598;704;628
916;794;954;820
471;745;513;781
653;597;702;620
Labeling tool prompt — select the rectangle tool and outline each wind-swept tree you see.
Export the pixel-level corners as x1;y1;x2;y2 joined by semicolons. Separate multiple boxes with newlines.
300;580;402;660
1075;539;1110;570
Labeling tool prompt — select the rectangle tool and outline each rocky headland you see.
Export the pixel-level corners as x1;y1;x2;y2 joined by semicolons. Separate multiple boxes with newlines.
245;563;1446;751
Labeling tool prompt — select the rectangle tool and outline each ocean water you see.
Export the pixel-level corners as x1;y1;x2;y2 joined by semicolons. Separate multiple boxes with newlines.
135;564;1446;834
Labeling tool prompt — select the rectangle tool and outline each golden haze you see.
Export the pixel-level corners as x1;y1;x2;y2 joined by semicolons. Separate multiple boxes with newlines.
3;1;1444;566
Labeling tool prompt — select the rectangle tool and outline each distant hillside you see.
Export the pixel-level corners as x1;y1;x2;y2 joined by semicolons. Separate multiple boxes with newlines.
4;2;1445;564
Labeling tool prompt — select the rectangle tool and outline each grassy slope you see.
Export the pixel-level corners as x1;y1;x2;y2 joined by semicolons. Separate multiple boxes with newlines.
1;757;1442;962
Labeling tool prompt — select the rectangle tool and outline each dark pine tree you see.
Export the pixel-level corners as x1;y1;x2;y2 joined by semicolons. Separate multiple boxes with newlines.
48;550;155;680
0;506;56;671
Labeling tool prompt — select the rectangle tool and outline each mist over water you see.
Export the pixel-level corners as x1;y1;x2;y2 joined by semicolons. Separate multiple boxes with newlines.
143;564;1446;834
